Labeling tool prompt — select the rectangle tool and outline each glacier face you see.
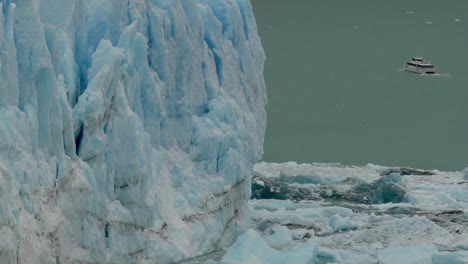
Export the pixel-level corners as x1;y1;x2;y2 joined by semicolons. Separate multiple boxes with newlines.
0;0;266;263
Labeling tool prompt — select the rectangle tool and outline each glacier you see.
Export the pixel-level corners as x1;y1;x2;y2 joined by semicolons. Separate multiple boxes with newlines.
0;0;266;263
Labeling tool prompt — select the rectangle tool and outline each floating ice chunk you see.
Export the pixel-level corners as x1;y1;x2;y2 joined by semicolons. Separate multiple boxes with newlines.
448;190;468;202
323;206;354;217
265;225;293;249
251;175;320;201
221;229;317;264
352;173;406;204
425;21;433;24
455;237;468;250
290;228;314;241
329;214;358;232
433;192;459;205
254;178;265;187
432;251;468;264
317;247;341;263
377;245;438;264
366;163;391;174
455;18;462;22
463;167;468;180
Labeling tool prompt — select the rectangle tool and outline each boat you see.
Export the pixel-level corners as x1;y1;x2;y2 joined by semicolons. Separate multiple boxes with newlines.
404;57;437;74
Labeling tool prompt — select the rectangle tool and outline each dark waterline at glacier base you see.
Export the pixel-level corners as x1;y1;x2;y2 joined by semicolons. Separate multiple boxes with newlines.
252;0;468;171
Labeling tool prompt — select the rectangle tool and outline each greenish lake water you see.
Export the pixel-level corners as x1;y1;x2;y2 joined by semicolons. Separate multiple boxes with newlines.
252;0;468;170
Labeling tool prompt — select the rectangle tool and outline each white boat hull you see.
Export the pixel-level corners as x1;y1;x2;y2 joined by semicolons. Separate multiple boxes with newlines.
404;64;437;74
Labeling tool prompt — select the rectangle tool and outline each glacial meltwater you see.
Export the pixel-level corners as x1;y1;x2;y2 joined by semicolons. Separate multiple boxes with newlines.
252;0;468;170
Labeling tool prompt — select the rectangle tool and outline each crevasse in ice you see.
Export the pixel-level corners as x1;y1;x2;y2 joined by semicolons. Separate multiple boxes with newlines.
0;0;266;263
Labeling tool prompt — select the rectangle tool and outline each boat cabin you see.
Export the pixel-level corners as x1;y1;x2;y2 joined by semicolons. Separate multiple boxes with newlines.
404;57;437;74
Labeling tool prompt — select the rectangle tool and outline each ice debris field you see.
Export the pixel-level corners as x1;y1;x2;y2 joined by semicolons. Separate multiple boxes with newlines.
197;162;468;264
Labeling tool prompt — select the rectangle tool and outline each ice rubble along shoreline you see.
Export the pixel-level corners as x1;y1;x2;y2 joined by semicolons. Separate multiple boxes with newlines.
0;0;266;263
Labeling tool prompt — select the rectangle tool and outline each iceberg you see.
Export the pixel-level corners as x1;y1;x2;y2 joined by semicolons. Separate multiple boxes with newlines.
0;0;266;263
220;229;317;264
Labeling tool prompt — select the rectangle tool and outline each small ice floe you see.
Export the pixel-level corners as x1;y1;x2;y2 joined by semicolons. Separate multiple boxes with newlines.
377;245;438;264
221;229;317;264
254;178;265;187
454;18;462;22
405;11;414;14
353;25;360;30
425;21;433;25
431;252;468;264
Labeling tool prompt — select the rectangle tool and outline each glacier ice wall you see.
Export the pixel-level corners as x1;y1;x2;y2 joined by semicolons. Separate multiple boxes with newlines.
0;0;266;263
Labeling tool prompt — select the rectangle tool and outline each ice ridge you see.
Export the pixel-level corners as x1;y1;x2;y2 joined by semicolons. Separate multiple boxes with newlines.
0;0;266;263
